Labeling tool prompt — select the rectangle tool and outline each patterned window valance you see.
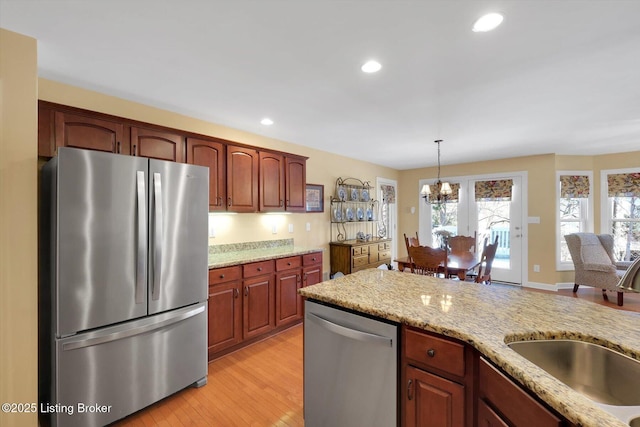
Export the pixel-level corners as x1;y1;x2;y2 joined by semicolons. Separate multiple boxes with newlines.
608;173;640;197
560;175;590;198
446;183;460;203
475;179;513;201
381;184;395;203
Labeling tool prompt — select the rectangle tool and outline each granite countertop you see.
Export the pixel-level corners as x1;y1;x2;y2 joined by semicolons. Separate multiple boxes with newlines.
299;269;640;427
208;245;323;269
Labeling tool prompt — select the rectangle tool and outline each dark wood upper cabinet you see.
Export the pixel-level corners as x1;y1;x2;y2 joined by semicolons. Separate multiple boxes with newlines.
259;151;285;212
51;110;126;155
131;126;185;162
186;137;226;211
285;156;306;212
227;145;259;212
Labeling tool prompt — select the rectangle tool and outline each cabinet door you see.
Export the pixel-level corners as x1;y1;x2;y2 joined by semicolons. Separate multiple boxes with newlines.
477;400;509;427
54;111;125;154
227;145;259;212
186;137;226;211
131;126;185;162
259;151;285;212
405;365;464;427
243;275;275;339
303;264;322;288
285;156;306;212
275;269;302;326
208;281;242;357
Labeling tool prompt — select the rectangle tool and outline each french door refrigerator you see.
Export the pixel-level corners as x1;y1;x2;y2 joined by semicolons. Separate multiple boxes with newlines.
39;147;209;427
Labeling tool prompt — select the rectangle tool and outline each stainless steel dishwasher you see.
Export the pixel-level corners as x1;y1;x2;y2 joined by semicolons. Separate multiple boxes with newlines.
304;300;398;427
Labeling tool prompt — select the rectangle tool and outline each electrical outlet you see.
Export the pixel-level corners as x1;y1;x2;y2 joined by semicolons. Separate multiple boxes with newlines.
208;221;216;238
288;224;294;233
272;224;277;234
306;222;311;232
533;264;540;272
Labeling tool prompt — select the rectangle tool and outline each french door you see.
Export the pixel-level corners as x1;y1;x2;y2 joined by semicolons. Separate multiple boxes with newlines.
421;173;525;284
469;176;523;284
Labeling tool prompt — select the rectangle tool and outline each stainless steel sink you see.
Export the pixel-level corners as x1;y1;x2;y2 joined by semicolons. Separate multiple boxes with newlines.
507;339;640;406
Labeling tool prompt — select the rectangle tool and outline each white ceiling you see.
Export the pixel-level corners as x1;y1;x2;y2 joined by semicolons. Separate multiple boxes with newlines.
2;0;640;170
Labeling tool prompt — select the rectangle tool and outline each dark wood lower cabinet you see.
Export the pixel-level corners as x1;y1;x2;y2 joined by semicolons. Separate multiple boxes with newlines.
405;365;465;427
402;325;570;427
208;251;322;361
243;274;275;339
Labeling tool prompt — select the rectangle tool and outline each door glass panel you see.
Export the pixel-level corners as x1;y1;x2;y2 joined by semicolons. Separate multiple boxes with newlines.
476;200;511;269
431;202;458;248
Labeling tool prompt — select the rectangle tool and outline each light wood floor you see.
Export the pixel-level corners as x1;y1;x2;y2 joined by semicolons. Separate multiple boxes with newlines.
114;286;640;427
115;324;304;427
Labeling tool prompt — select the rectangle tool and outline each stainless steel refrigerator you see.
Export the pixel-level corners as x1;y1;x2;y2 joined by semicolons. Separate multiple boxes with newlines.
39;147;209;427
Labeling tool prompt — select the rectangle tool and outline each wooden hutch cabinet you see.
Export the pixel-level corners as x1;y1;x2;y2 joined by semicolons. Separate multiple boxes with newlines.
329;177;390;276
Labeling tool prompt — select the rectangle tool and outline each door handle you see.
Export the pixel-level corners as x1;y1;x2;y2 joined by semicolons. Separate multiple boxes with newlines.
152;172;163;301
307;313;393;346
407;379;413;401
135;171;147;304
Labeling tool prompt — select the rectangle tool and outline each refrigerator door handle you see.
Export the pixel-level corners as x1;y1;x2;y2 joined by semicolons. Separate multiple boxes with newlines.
307;312;393;347
62;304;205;351
152;172;163;301
135;171;147;304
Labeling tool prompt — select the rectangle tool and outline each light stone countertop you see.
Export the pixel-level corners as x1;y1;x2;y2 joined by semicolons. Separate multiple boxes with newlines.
298;269;640;427
208;246;323;269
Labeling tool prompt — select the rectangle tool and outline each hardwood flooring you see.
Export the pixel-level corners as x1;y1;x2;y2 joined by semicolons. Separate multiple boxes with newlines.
114;324;304;427
114;285;640;427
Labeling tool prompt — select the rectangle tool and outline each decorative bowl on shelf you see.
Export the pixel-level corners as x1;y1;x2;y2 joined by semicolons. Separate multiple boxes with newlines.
361;189;370;202
345;208;355;221
356;207;364;221
350;188;359;201
337;186;347;201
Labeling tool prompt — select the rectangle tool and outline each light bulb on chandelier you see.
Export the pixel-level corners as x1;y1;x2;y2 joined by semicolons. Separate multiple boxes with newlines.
420;139;452;205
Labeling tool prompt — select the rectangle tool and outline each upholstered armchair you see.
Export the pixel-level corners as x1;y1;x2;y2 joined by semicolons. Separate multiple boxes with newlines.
564;233;629;306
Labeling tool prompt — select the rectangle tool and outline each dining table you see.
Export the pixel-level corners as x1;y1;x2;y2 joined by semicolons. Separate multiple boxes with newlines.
395;251;481;280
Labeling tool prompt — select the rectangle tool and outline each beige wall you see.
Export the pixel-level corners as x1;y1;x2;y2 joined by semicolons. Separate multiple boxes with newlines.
38;78;399;277
0;29;39;427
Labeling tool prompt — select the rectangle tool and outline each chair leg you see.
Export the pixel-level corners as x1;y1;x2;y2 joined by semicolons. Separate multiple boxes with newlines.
572;284;579;293
602;289;609;302
618;292;623;307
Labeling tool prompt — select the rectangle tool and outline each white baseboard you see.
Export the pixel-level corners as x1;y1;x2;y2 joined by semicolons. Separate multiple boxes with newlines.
523;281;557;291
522;281;576;291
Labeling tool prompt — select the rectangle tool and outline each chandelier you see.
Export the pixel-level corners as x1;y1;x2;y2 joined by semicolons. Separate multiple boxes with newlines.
420;139;452;205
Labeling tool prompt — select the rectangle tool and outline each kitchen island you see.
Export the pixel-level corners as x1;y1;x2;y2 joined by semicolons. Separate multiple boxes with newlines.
299;269;640;427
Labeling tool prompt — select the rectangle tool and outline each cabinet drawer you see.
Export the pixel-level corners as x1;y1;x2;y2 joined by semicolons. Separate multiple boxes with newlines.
209;266;242;285
378;250;391;261
352;255;369;268
405;329;465;377
276;256;302;271
378;242;391;251
303;252;322;266
243;260;275;278
479;358;562;427
352;246;368;256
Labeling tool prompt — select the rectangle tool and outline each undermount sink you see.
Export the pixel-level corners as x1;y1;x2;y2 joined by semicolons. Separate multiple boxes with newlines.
507;339;640;406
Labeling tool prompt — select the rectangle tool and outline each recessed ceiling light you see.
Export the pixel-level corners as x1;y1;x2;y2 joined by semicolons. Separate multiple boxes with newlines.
361;60;382;73
260;118;274;126
472;13;504;32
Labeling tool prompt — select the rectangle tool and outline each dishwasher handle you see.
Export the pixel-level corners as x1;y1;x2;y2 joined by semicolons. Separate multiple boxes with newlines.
307;312;393;347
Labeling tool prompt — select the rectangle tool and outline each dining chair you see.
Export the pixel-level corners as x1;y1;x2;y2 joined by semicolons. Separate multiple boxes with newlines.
448;232;477;254
404;232;420;256
475;236;499;284
408;245;447;277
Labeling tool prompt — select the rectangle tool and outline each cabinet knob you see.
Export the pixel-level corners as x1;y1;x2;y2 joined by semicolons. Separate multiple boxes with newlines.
312;257;316;261
427;349;436;358
287;262;292;266
257;267;263;272
220;274;225;279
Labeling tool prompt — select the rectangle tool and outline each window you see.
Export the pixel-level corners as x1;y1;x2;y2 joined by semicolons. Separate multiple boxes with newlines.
602;169;640;262
557;172;593;270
